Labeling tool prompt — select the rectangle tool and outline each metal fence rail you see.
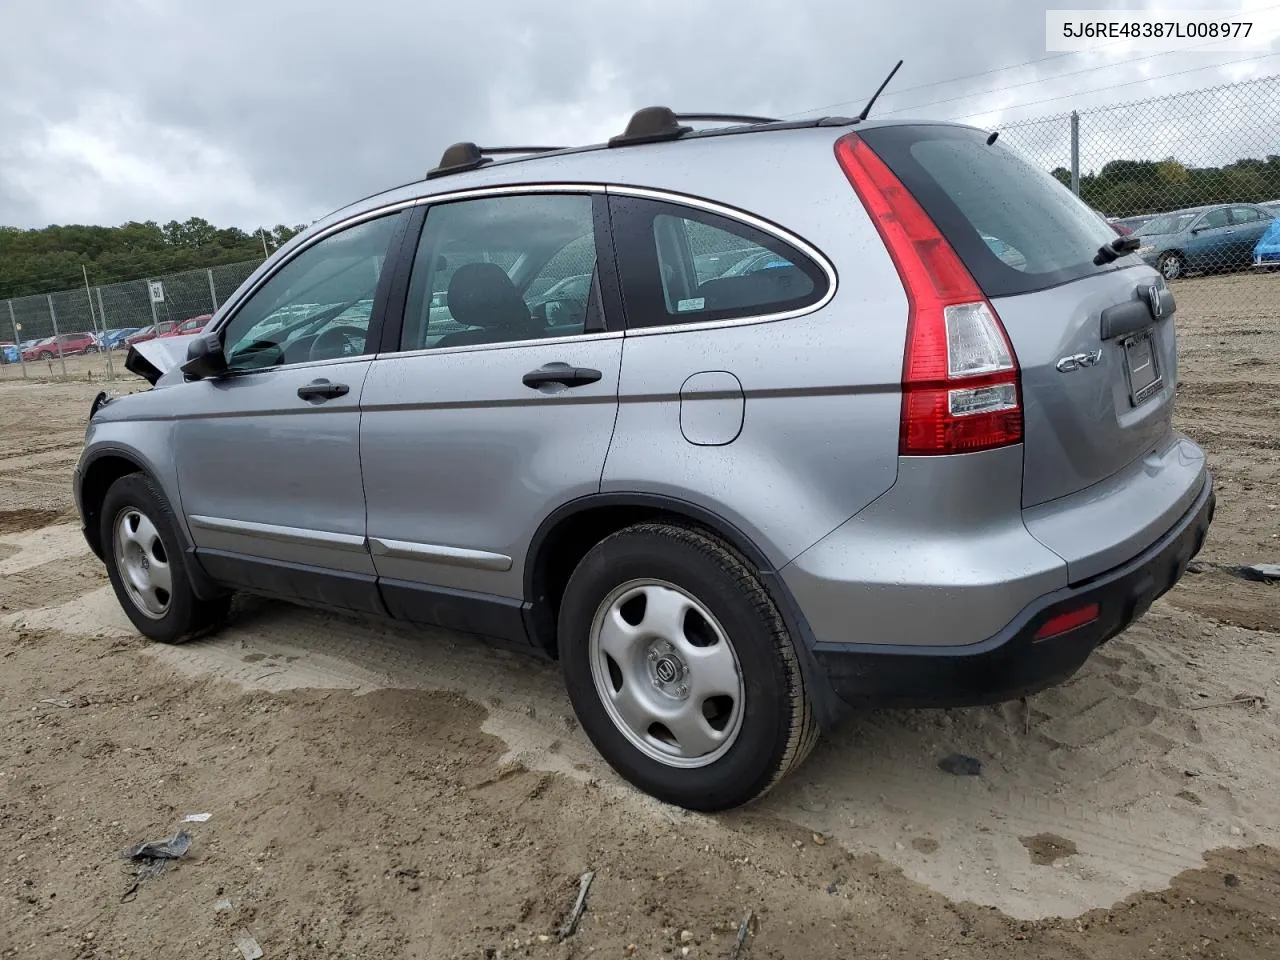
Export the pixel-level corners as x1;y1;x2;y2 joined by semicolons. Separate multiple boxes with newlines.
2;259;263;379
4;74;1280;381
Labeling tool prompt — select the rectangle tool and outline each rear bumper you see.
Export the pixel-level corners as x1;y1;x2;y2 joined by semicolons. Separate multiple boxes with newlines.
814;473;1215;709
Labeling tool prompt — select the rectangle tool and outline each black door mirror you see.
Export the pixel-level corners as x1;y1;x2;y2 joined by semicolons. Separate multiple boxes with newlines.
182;332;228;380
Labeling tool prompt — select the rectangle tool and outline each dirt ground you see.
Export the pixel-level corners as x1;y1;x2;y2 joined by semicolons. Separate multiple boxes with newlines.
2;272;1278;959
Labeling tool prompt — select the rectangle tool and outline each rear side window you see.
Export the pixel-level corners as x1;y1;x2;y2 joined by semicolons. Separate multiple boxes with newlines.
608;195;828;328
857;124;1124;297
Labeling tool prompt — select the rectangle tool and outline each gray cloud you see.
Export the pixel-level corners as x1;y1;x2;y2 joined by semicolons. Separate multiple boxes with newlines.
1;0;1276;229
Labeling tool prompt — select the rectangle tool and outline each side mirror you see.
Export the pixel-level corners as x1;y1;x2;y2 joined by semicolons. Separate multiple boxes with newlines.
182;332;228;380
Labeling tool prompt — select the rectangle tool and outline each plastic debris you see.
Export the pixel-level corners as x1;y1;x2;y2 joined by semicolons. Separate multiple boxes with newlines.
183;813;213;823
123;830;193;862
215;899;234;912
1231;563;1280;584
938;754;982;776
120;829;193;901
234;929;264;959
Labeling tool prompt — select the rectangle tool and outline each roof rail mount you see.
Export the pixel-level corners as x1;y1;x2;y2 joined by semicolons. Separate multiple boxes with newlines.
608;108;781;147
427;142;565;179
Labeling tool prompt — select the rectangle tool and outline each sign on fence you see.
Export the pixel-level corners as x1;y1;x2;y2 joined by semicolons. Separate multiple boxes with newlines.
148;280;165;304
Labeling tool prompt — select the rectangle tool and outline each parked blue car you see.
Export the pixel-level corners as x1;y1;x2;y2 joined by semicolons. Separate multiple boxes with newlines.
1254;214;1280;269
1136;202;1276;279
98;327;142;350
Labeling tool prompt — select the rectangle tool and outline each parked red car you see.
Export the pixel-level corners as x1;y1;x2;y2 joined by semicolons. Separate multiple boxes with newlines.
21;332;99;361
159;314;213;338
124;322;178;347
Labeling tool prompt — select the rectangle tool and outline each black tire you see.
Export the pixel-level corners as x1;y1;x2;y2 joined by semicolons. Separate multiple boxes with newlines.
100;473;230;644
558;522;818;812
1158;251;1185;280
39;351;53;360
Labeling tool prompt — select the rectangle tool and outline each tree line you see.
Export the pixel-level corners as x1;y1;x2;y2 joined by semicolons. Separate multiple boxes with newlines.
0;217;307;302
1051;154;1280;217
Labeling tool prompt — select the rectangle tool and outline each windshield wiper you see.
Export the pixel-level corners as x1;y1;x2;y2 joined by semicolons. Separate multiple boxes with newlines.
1093;234;1141;266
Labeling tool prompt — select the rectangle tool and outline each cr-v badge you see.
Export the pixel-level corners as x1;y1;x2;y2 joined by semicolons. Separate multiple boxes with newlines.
1056;349;1103;373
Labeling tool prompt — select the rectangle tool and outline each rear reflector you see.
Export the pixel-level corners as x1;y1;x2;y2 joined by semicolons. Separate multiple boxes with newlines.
834;133;1023;456
1033;603;1100;641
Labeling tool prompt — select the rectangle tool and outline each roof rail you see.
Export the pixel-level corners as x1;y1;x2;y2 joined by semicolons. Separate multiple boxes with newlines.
608;107;781;147
427;142;565;179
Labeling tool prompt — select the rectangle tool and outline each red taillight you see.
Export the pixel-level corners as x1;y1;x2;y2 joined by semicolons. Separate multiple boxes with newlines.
1033;603;1100;641
834;133;1023;456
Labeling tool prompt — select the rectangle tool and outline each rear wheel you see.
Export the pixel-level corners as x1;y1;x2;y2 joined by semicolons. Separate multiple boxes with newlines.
1158;251;1186;280
100;473;230;643
558;522;818;811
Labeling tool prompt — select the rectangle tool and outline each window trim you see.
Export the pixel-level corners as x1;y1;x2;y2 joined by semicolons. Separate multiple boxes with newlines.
376;188;627;359
604;186;837;337
211;206;415;374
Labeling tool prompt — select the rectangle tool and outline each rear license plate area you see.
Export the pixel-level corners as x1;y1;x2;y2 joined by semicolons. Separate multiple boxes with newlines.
1123;331;1162;406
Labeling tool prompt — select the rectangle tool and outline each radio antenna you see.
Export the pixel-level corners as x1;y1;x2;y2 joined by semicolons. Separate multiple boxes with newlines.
855;59;904;123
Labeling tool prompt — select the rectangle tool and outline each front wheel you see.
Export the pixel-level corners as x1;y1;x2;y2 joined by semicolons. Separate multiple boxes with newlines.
101;473;230;643
39;351;53;360
1158;251;1185;280
559;523;818;811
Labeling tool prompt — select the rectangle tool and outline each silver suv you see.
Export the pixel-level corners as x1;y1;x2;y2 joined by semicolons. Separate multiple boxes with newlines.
74;108;1215;811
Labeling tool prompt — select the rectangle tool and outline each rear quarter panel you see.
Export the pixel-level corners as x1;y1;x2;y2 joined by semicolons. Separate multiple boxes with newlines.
598;131;910;566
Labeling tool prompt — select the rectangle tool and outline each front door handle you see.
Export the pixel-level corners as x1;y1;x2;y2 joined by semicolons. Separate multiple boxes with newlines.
297;378;350;402
522;362;603;389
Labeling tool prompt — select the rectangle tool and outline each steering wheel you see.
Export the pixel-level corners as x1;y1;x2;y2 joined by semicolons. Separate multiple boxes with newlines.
308;325;365;363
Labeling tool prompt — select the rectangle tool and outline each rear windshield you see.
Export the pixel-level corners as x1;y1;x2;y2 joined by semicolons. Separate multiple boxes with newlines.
858;124;1130;298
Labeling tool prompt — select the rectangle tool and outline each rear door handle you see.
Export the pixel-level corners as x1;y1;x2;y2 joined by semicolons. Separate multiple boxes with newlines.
522;362;603;389
297;378;350;402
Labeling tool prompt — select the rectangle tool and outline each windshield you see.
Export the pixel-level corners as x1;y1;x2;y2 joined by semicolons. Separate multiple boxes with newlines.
1140;213;1198;235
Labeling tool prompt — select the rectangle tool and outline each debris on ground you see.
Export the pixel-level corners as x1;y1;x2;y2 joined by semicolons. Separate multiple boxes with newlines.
120;829;193;902
215;899;233;912
1189;693;1268;711
36;696;78;708
1229;563;1280;584
183;812;212;823
556;870;595;941
938;754;982;777
233;928;264;959
729;909;755;960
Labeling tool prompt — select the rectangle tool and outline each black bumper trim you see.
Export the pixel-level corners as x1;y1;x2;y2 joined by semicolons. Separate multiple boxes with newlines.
814;474;1215;709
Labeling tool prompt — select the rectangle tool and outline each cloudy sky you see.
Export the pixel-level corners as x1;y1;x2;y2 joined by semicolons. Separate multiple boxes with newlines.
1;0;1277;230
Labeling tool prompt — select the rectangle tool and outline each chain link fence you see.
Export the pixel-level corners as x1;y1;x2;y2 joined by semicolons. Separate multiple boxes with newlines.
5;75;1280;381
1;259;262;380
1000;74;1280;286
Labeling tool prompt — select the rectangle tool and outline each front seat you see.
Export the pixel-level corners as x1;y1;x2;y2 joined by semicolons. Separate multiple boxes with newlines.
437;262;539;348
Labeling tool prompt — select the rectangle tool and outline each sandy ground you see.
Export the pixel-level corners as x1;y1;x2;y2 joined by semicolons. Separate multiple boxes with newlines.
2;272;1278;959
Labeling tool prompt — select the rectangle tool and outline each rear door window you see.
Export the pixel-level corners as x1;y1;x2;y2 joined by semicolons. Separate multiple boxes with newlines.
1198;208;1230;229
857;124;1127;297
608;195;829;328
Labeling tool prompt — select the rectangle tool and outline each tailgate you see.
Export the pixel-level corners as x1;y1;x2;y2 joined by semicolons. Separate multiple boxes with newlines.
857;123;1178;506
992;266;1175;506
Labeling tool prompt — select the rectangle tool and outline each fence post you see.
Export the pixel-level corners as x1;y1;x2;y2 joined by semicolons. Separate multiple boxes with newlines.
95;287;116;380
1070;110;1081;196
207;268;219;311
148;280;159;330
47;294;68;377
7;301;25;379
